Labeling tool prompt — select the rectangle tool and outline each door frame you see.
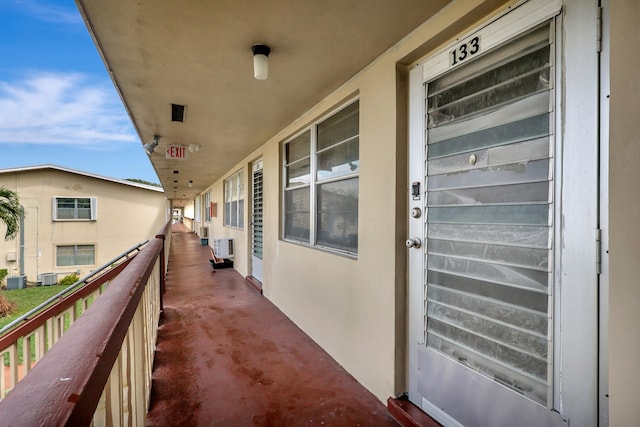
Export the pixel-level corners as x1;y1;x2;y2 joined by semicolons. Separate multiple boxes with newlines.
250;158;264;283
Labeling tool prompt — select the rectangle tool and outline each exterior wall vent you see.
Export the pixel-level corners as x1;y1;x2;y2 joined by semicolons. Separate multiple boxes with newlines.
6;252;16;262
171;104;186;122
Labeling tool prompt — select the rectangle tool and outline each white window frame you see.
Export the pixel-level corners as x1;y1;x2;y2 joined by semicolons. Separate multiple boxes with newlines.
194;195;201;222
55;244;96;267
52;197;97;221
281;99;359;256
224;170;244;229
203;191;211;222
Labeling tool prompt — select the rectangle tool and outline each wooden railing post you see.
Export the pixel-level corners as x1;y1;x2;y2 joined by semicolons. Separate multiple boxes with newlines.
155;233;166;312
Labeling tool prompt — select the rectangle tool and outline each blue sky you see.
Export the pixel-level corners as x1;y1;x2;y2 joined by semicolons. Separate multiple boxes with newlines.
0;0;159;183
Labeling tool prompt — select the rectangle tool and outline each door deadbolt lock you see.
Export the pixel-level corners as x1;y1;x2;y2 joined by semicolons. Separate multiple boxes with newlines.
406;238;422;249
411;207;422;218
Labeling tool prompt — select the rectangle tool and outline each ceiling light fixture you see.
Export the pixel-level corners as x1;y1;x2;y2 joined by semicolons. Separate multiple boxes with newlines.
143;135;161;155
188;143;201;153
251;44;271;80
188;180;193;188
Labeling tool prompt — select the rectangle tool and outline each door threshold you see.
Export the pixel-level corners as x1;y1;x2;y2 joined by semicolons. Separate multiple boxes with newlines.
245;276;263;294
388;396;441;427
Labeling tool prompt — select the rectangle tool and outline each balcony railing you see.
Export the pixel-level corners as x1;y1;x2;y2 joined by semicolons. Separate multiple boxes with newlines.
0;221;170;425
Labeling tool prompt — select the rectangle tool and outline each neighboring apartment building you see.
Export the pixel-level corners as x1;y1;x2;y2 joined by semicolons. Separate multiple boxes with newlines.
0;165;168;286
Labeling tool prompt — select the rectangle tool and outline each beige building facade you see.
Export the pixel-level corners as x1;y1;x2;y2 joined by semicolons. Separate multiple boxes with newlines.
0;165;168;286
79;0;639;425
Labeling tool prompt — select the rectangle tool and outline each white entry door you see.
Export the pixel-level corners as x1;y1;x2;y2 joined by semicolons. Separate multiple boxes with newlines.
251;160;264;282
408;1;600;426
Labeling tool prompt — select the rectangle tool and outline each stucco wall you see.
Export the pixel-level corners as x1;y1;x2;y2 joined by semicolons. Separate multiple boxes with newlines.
609;1;640;425
195;0;512;402
0;168;167;283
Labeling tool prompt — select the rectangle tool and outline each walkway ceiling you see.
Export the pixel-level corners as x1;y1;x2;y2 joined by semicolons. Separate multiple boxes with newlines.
77;0;450;206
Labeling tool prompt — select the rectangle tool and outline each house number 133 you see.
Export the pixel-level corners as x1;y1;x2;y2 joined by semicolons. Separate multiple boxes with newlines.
450;36;480;66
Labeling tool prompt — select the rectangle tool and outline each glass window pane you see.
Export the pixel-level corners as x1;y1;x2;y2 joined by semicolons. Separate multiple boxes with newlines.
57;198;75;219
56;246;75;266
238;199;244;229
224;202;231;226
286;131;310;164
317;101;359;151
284;187;310;242
428;239;549;271
77;208;92;219
428;181;550;206
56;245;95;266
287;158;311;188
237;173;243;197
57;198;75;209
428;46;551;112
428;204;550;226
317;138;359;180
230;201;238;227
427;159;550;191
428;115;549;159
76;245;95;265
317;178;358;253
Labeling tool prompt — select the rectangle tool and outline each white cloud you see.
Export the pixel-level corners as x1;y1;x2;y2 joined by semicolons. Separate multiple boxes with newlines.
4;0;82;25
0;72;137;148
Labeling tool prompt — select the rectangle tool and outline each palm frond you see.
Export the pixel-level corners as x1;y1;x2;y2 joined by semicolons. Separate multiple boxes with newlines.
0;186;23;240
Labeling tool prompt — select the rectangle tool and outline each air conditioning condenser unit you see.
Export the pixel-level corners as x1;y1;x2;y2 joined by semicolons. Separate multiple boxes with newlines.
7;275;26;290
38;273;58;286
213;238;234;258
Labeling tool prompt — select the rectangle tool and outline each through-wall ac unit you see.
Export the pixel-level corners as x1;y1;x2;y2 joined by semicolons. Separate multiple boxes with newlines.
38;273;58;286
200;226;209;238
213;238;234;258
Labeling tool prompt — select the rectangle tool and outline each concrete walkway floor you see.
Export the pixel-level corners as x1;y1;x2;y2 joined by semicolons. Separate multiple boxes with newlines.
146;224;399;426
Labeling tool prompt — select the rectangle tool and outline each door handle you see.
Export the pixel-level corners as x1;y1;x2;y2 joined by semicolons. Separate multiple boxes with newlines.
406;238;422;249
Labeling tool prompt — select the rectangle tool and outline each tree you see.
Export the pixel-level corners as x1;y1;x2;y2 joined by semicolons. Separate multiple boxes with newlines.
125;178;162;187
0;186;23;240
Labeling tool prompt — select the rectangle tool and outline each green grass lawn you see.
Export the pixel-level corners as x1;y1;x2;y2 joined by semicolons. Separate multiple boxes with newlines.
1;284;76;366
0;284;74;331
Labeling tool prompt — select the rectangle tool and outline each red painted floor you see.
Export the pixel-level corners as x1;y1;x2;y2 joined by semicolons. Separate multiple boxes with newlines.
146;224;399;426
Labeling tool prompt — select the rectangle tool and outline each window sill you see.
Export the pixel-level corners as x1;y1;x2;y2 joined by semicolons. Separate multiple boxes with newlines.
281;238;357;260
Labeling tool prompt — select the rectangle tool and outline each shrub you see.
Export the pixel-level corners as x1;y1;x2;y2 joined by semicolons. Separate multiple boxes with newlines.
58;273;79;287
0;269;7;290
0;293;17;318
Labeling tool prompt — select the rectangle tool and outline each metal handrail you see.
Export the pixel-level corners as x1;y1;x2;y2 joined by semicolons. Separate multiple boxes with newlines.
0;240;149;337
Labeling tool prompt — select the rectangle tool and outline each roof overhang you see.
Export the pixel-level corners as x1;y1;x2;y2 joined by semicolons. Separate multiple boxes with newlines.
76;0;451;206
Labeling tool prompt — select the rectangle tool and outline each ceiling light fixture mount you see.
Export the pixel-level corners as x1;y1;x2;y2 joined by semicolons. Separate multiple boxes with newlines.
251;44;271;80
143;135;161;155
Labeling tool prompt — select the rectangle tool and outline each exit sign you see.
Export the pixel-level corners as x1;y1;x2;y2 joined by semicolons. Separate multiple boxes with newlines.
166;144;188;160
